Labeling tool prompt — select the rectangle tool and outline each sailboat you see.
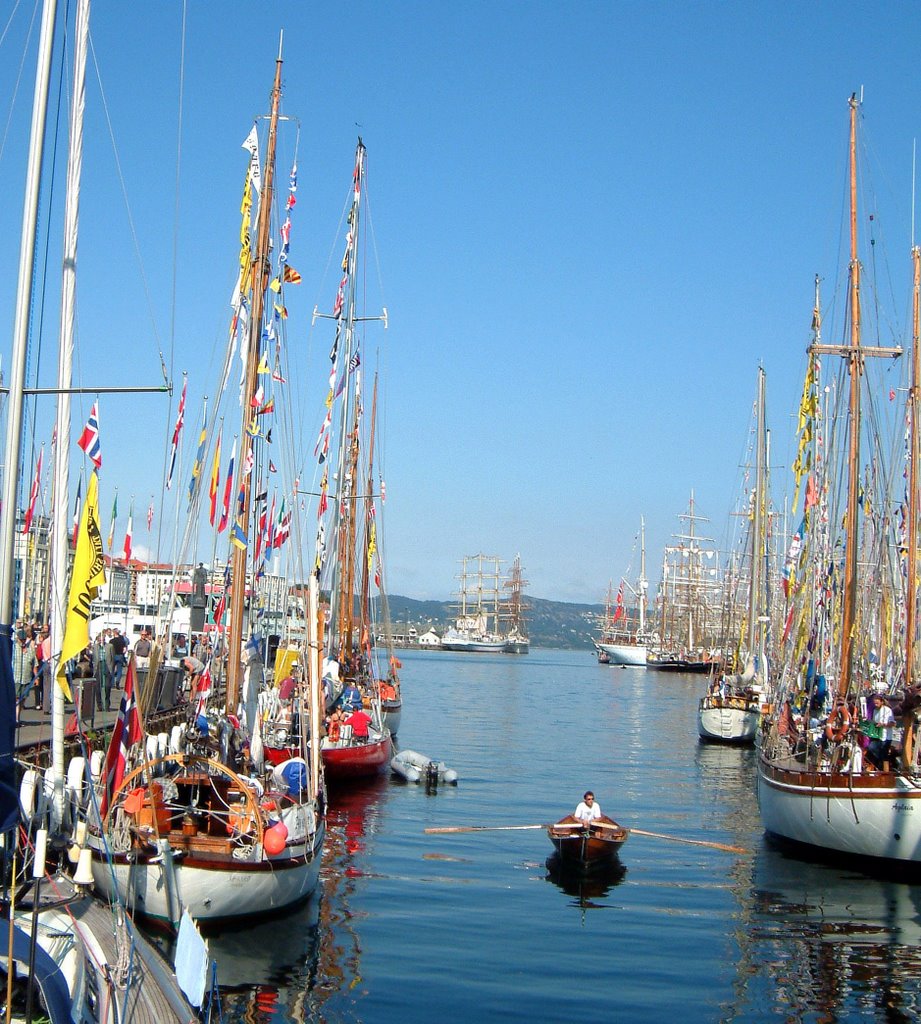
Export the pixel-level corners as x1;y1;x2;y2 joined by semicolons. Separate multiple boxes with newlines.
440;554;509;652
86;43;326;922
596;519;650;667
310;139;392;781
648;495;723;673
698;368;769;743
1;2;195;1017
503;554;530;654
757;93;921;866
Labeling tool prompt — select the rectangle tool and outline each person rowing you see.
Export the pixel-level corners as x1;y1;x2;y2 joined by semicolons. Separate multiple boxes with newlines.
573;790;602;825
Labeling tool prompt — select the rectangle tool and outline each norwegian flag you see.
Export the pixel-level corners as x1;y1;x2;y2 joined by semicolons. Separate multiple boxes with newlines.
166;376;187;490
100;656;143;816
22;447;43;535
77;402;102;467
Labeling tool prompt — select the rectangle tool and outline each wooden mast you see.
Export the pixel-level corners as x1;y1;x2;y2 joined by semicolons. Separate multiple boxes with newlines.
810;94;901;697
907;244;921;681
226;46;283;710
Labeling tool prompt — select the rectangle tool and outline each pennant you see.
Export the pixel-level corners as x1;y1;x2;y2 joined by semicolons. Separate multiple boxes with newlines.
77;402;102;468
282;265;302;285
166;376;187;491
218;439;237;533
257;397;275;415
257;352;271;375
187;399;208;506
231;519;248;551
242;123;262;194
147;501;154;531
241;449;254;478
250;385;265;408
272;368;287;384
209;429;222;526
123;505;133;562
71;477;82;548
269;460;277;474
100;654;143;816
269;277;281;293
22;447;43;535
58;471;106;700
107;492;118;551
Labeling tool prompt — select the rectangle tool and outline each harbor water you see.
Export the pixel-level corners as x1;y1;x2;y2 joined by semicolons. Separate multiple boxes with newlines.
204;649;921;1022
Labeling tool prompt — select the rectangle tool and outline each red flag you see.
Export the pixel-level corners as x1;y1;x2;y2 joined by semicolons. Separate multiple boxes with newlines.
22;447;43;535
195;664;212;716
123;507;133;562
100;656;143;816
218;439;236;533
612;581;625;624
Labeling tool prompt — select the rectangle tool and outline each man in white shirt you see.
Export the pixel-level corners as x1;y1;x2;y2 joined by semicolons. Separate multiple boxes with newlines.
870;696;896;769
574;791;602;824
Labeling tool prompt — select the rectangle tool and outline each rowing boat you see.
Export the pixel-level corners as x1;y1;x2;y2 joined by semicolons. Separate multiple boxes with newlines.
546;814;628;870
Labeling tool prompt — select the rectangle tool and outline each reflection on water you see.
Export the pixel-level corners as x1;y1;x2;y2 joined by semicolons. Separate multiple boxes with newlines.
545;853;627;906
212;776;389;1023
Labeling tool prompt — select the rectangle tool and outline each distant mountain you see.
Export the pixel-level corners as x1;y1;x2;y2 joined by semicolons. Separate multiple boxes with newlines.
385;594;604;650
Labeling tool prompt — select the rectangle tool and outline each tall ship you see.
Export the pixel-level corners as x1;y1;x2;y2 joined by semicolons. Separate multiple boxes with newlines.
649;494;724;673
758;93;921;867
440;554;509;652
596;518;650;666
502;554;530;654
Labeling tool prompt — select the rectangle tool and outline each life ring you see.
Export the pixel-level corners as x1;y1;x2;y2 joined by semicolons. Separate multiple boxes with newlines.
825;704;851;743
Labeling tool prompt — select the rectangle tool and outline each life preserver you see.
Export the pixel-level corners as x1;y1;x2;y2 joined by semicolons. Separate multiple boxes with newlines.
825;705;851;742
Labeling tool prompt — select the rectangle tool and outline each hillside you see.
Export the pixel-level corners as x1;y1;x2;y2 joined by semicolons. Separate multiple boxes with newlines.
385;594;604;650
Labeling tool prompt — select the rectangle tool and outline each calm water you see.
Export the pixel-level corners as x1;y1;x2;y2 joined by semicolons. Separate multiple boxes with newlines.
203;649;921;1022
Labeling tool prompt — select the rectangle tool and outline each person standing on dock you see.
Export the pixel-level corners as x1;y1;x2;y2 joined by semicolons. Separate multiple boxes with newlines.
574;791;602;824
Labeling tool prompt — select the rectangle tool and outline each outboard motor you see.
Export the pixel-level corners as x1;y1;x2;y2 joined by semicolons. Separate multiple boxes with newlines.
425;761;441;789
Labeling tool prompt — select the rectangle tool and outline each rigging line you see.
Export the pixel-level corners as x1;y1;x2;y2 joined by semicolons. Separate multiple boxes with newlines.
86;32;165;358
0;0;35;164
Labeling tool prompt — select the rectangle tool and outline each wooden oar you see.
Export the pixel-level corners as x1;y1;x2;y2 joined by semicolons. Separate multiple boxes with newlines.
628;827;748;854
424;822;748;854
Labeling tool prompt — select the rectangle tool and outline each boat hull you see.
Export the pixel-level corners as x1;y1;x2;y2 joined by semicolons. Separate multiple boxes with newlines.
439;638;508;653
697;696;760;744
504;639;530;655
598;642;647;666
390;748;457;784
546;815;628;870
322;733;392;780
89;822;325;924
757;760;921;865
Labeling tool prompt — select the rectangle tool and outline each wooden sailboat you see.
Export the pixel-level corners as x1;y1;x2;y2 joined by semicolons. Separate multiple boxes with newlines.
86;42;325;922
596;519;650;666
310;139;392;781
698;368;769;743
757;93;921;866
503;555;530;654
440;554;508;651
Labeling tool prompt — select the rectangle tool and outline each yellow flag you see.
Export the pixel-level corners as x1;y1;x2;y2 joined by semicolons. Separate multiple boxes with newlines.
58;471;106;698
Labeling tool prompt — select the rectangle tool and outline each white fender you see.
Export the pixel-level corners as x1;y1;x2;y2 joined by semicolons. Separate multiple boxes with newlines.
157;732;169;758
66;756;86;804
169;724;183;753
89;749;104;781
19;769;38;822
146;734;159;761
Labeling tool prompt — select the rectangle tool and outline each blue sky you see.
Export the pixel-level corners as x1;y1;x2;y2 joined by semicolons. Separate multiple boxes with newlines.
1;1;920;603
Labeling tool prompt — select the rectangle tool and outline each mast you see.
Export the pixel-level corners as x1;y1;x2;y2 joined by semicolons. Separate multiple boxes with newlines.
0;0;58;633
748;367;766;664
807;94;901;695
638;517;647;634
907;244;921;680
226;44;283;710
48;0;91;829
